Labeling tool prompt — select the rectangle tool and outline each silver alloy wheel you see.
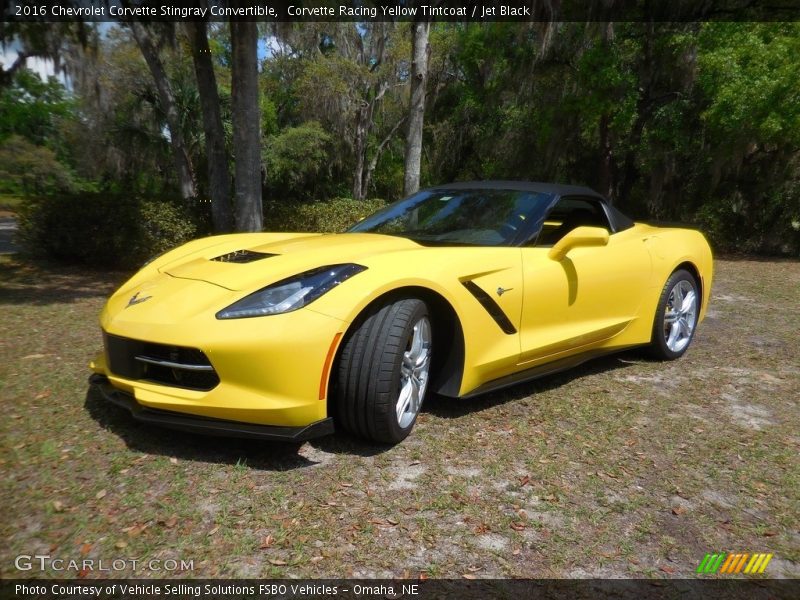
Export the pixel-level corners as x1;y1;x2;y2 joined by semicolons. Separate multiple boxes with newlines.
397;316;432;428
663;280;698;353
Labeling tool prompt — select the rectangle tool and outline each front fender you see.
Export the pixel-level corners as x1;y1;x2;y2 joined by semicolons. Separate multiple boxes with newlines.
307;247;525;396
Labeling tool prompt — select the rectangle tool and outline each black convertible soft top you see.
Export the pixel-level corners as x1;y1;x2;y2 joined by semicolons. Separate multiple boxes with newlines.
429;180;607;202
424;180;634;235
352;180;635;245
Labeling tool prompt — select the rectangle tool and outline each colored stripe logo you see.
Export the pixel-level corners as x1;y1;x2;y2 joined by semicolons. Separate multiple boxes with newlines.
697;552;773;574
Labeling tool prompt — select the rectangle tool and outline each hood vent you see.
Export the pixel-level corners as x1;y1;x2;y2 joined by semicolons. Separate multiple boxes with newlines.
211;250;277;264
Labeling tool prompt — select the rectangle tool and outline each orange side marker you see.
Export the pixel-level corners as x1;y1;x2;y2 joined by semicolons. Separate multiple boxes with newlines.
319;332;343;400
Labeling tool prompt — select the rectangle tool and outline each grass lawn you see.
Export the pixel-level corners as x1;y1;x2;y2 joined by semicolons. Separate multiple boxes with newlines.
1;256;798;579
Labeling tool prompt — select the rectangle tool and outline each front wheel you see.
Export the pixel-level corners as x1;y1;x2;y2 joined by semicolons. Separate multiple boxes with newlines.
333;298;432;444
647;269;699;360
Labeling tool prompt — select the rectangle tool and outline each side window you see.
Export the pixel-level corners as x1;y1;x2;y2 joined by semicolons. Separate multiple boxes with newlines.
535;197;611;246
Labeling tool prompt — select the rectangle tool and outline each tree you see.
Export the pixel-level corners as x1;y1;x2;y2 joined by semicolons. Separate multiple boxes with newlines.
0;135;75;195
0;22;95;89
263;121;334;200
293;23;406;201
129;22;197;201
10;19;796;254
349;23;403;201
66;27;193;194
0;67;73;147
403;20;431;196
693;22;800;253
230;20;262;231
185;21;233;232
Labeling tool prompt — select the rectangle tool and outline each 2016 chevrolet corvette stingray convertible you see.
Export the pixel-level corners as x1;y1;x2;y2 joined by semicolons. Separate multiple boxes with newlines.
90;181;713;444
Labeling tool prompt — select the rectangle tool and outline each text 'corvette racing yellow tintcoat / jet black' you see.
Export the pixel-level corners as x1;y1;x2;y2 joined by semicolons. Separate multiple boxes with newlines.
90;181;713;444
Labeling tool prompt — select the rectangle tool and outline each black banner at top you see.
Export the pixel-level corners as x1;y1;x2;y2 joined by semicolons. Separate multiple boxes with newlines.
4;0;800;23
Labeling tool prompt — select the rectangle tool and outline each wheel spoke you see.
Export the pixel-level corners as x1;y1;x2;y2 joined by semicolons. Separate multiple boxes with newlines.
663;278;700;353
673;284;684;309
396;315;432;428
681;290;696;314
677;317;687;339
667;321;681;348
408;324;424;361
409;379;420;413
401;356;413;378
396;379;413;422
414;355;430;376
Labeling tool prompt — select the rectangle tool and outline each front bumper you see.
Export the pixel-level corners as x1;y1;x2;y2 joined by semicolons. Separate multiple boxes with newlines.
96;287;348;426
89;374;334;441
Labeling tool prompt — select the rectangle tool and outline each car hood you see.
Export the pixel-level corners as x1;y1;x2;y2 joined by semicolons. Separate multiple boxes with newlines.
159;232;421;291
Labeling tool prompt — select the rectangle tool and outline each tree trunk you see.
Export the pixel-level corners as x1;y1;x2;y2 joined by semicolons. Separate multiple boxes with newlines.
353;77;392;201
403;21;430;197
230;20;263;232
130;22;196;201
598;113;614;202
598;23;615;203
185;21;233;233
365;116;406;196
352;104;368;201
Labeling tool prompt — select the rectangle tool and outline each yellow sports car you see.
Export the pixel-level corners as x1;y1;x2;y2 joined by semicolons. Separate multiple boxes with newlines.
90;181;713;444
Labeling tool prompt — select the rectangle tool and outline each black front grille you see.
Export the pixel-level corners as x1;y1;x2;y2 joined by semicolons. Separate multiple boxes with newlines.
103;333;220;391
211;249;277;263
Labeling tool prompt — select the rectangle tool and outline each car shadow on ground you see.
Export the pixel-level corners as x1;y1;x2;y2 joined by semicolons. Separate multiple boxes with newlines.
85;352;641;469
423;352;640;419
84;387;316;471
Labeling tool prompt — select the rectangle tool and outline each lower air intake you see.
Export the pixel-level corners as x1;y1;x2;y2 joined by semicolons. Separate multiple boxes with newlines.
103;333;220;391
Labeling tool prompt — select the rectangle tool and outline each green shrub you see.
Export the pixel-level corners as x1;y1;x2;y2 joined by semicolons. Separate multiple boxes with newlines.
19;194;387;268
138;199;199;258
17;193;198;268
0;135;76;196
695;186;800;256
263;197;387;233
263;121;340;201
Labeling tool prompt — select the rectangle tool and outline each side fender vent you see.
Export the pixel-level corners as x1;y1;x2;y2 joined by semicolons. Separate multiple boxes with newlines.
211;250;277;263
462;280;517;335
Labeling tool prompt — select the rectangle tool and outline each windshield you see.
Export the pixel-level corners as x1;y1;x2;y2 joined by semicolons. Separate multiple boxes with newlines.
349;188;553;246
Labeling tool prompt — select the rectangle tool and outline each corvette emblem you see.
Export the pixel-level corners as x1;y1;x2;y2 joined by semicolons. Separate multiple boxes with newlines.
126;292;152;308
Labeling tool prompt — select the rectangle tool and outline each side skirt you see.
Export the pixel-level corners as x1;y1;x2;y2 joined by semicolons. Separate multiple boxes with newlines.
460;345;640;399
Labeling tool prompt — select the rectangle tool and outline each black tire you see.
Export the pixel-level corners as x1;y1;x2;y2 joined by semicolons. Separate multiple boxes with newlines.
333;297;431;444
647;269;700;360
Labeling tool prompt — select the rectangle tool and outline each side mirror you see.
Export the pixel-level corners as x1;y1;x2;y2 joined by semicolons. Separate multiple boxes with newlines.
548;226;609;261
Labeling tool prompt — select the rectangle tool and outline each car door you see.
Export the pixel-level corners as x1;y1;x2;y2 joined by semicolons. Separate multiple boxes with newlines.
519;197;652;365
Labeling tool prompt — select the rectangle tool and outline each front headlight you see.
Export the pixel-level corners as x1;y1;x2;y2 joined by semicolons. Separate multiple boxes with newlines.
216;264;367;319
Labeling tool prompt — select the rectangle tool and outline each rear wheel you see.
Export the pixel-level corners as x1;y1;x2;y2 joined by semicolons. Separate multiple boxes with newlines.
334;298;432;444
647;269;699;360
